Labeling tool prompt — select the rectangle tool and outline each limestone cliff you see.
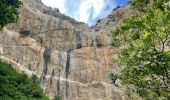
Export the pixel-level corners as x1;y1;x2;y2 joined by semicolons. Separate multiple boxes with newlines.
0;0;132;100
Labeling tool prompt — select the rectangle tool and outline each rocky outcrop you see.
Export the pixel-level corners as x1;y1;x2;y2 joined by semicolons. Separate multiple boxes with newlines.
0;0;132;100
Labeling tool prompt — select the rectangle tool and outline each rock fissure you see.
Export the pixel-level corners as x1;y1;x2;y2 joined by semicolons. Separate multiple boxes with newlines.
75;30;82;49
65;49;72;99
40;47;51;80
56;70;61;96
57;53;62;96
65;49;72;79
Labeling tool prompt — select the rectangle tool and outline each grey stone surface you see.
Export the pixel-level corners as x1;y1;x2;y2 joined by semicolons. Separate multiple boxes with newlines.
0;0;134;99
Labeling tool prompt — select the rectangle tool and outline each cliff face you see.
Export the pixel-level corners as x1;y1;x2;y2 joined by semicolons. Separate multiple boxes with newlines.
0;0;132;100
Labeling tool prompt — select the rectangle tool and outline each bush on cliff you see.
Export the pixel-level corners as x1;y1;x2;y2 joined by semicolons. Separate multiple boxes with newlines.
0;0;22;30
19;28;32;37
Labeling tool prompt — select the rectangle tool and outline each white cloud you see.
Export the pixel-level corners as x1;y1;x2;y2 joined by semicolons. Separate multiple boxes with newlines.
79;0;104;23
41;0;117;26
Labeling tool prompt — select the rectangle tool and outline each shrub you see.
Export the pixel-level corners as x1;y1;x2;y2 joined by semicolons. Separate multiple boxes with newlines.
0;60;49;100
20;28;32;36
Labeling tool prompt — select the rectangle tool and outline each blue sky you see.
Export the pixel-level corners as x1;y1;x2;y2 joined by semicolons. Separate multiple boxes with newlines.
42;0;129;26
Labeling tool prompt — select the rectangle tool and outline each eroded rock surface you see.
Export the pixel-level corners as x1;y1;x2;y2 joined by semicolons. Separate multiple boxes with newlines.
0;0;132;100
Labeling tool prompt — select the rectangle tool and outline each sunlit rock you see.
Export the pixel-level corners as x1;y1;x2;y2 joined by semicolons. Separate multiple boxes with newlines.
0;0;133;99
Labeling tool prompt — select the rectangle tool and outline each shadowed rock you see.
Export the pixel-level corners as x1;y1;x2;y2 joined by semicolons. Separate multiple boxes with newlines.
40;47;51;80
75;30;82;49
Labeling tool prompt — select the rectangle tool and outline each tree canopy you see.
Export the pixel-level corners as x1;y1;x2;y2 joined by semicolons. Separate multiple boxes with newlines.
113;0;170;99
0;60;49;100
0;0;22;30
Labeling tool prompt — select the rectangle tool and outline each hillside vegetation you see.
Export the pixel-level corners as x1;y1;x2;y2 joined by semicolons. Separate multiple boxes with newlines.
0;60;49;100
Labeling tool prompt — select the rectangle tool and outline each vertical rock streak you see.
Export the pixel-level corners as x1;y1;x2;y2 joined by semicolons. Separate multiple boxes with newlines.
57;70;61;96
75;30;82;49
57;53;62;96
58;52;63;68
59;16;63;28
65;49;72;99
65;49;72;79
50;69;55;86
40;47;51;80
65;81;69;99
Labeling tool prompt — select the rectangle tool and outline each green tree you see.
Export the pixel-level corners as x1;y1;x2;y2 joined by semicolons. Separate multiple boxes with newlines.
0;0;22;30
0;60;49;100
113;0;170;99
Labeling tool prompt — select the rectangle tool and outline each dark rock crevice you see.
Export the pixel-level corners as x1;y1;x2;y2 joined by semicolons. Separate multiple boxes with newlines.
57;69;61;96
50;69;55;86
57;53;63;97
65;49;72;79
95;38;103;47
40;47;51;80
75;30;82;49
58;52;63;68
65;49;72;99
65;81;69;98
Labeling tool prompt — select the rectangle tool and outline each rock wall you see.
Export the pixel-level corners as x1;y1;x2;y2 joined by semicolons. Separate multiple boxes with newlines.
0;0;132;100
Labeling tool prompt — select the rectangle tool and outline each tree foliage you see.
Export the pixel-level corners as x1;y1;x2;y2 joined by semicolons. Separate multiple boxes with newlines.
0;0;22;30
0;60;49;100
113;0;170;99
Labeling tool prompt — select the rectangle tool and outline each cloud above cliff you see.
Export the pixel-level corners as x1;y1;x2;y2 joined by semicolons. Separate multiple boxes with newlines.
41;0;128;26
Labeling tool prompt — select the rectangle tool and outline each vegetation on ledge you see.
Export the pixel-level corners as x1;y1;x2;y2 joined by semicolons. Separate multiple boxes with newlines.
0;0;22;30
